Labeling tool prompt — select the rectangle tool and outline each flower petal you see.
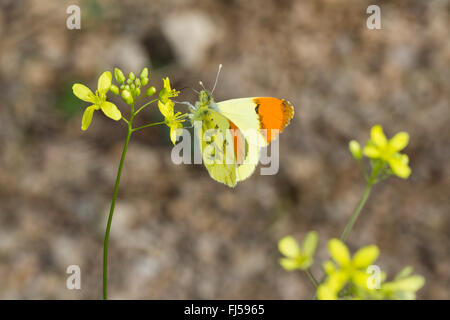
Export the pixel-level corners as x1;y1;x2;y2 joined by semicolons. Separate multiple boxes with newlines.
278;236;301;258
371;125;387;147
317;283;338;300
98;71;112;96
81;105;96;131
169;123;183;145
73;84;95;102
382;275;425;292
363;145;380;158
158;100;174;119
328;238;351;267
389;132;409;152
352;245;379;268
279;258;300;271
100;101;121;121
302;231;318;258
388;157;411;179
352;270;372;289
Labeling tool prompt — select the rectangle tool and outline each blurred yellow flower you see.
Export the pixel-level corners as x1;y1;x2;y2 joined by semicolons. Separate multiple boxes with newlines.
317;239;379;300
363;125;411;178
73;71;121;130
278;231;318;271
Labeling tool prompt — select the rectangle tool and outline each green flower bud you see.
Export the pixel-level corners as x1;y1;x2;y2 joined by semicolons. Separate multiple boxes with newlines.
120;84;125;90
145;86;156;96
131;83;136;90
349;140;362;160
140;67;149;80
128;72;135;81
121;89;133;104
141;77;149;86
127;78;133;85
125;84;130;90
110;84;119;95
114;68;125;84
135;88;141;97
134;78;141;87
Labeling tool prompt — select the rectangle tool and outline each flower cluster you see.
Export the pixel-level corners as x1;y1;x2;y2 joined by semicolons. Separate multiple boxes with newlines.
73;68;186;144
317;239;424;300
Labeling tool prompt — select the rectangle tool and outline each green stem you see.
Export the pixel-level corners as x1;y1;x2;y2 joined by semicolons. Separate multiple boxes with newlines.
134;98;159;115
313;181;373;299
103;126;132;300
132;121;166;132
340;183;372;242
305;269;319;288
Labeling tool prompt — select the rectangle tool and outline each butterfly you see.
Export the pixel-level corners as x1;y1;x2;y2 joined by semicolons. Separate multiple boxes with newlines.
184;65;294;187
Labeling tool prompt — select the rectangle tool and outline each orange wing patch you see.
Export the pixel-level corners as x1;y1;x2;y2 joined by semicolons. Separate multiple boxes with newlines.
229;121;245;164
254;97;294;144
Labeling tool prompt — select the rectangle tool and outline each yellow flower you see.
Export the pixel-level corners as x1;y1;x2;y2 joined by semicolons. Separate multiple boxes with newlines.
158;100;185;145
73;71;121;131
363;125;411;178
317;239;379;300
379;266;425;300
278;232;318;271
159;77;180;103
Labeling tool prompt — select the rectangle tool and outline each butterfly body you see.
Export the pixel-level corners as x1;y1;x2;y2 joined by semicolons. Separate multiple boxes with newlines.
189;89;294;187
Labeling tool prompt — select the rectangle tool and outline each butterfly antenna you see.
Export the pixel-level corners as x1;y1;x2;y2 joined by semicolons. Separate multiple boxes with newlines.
211;64;223;94
199;81;207;91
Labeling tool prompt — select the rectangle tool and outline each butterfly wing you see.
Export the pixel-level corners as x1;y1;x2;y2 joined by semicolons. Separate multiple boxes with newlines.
195;108;238;187
216;97;294;182
193;97;294;187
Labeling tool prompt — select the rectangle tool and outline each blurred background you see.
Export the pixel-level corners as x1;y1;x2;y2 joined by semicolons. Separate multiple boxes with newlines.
0;0;449;299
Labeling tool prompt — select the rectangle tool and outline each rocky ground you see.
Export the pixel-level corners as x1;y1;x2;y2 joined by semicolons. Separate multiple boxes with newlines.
0;0;449;299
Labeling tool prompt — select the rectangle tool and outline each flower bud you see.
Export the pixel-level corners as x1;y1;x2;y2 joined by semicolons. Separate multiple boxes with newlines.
127;78;133;85
121;89;133;104
128;72;135;81
120;84;125;90
135;88;141;97
141;77;149;86
140;67;149;80
114;68;125;84
134;78;141;88
110;84;119;95
349;140;362;160
145;86;156;96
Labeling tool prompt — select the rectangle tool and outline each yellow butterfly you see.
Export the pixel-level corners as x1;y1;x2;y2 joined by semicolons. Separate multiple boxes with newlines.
185;65;294;187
